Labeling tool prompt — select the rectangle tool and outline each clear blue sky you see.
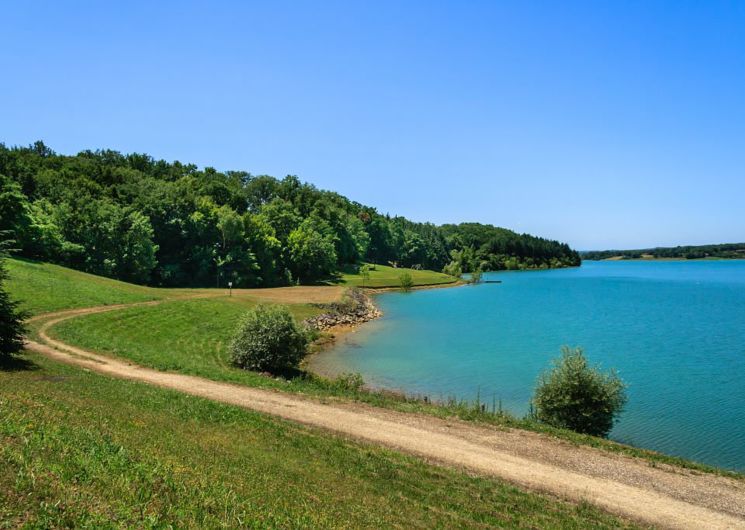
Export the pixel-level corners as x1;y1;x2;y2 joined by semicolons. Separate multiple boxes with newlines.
2;1;744;250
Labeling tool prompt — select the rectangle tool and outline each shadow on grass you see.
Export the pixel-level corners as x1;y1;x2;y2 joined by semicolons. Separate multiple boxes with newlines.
0;354;40;372
269;366;310;380
317;263;362;286
4;255;46;265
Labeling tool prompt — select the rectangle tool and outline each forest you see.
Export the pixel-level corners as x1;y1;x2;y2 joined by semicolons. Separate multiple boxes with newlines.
1;141;580;287
582;243;745;261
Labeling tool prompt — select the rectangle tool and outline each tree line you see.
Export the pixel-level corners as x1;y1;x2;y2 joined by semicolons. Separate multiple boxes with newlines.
1;141;580;287
582;243;745;261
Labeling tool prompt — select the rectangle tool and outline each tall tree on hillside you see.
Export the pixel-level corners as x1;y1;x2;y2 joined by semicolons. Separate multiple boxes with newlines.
0;241;26;360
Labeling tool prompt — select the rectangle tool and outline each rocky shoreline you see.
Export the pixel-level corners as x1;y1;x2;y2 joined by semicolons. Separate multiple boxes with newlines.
304;288;382;331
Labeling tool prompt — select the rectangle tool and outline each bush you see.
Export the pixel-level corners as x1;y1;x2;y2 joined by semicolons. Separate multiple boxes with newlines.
532;346;627;438
468;269;483;284
230;304;308;373
399;272;414;292
442;260;463;278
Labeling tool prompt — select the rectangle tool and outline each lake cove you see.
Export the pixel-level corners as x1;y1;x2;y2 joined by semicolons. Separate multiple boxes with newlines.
311;260;745;471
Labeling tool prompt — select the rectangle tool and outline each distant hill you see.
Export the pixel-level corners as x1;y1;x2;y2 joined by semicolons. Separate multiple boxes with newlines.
581;243;745;261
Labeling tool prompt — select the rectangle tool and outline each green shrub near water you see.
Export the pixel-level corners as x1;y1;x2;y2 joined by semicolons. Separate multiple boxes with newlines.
230;304;309;373
532;346;627;438
399;271;414;292
469;269;483;284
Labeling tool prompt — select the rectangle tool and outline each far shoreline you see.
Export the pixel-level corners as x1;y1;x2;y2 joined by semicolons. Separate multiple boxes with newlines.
590;256;745;262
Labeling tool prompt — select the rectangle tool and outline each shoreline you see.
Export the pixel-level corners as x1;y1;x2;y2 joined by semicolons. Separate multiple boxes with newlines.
304;280;467;377
304;323;369;378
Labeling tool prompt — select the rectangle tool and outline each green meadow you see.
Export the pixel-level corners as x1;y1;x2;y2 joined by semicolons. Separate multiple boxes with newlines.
6;259;166;316
336;263;458;288
51;296;325;388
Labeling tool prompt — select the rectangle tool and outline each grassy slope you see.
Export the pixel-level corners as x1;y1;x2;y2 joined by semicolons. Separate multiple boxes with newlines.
32;265;743;478
52;297;321;385
6;259;166;315
0;357;639;529
337;263;457;288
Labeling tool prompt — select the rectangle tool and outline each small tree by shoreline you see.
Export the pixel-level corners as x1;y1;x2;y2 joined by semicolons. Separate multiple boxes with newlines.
532;346;627;438
399;272;414;292
359;263;371;287
468;269;483;284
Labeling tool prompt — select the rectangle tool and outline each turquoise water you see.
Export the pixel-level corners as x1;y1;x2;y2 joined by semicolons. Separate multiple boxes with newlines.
313;261;745;471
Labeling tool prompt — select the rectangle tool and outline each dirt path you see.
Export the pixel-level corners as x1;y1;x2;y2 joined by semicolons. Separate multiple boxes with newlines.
24;299;745;530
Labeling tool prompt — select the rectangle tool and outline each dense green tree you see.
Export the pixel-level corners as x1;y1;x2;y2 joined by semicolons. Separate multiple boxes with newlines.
260;198;302;245
0;245;26;360
245;175;281;211
214;204;260;286
0;141;580;287
287;220;338;283
244;213;283;285
56;200;158;283
0;175;29;234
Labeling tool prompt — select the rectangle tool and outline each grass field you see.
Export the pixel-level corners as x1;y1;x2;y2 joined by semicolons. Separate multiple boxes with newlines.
0;355;639;529
6;259;167;315
335;263;458;288
51;296;324;386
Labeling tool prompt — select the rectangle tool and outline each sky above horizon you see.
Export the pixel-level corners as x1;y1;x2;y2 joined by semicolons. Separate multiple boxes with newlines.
2;1;744;250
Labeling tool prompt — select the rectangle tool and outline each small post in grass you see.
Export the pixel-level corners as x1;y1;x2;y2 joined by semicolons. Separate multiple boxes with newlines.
228;281;233;297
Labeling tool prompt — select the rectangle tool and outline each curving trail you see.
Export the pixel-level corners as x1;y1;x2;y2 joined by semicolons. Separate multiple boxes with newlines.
24;295;745;530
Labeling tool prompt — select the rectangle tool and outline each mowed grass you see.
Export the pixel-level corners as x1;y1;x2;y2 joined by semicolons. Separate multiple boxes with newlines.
337;263;458;288
0;355;641;529
6;258;166;315
51;296;323;386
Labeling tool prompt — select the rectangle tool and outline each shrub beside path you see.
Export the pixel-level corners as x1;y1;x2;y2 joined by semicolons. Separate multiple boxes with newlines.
24;297;745;530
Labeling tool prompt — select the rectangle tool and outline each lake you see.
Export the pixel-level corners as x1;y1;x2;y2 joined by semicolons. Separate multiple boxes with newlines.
312;260;745;471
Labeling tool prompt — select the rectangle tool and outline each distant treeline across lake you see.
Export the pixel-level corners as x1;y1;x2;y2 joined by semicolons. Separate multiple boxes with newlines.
582;242;745;261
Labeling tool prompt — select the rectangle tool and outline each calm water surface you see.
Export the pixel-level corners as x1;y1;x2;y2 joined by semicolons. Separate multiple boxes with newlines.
313;261;745;471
